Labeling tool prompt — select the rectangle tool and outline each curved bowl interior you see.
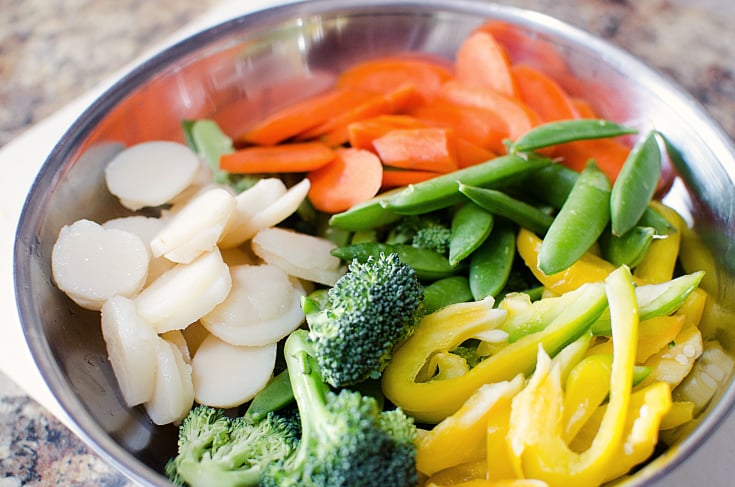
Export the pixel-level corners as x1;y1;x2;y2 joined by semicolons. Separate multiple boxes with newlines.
14;0;735;485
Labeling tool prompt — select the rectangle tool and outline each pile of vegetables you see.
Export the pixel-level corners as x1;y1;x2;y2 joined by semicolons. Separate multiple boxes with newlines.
49;20;735;487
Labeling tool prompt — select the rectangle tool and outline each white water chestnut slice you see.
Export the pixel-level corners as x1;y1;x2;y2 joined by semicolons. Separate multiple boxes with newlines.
150;187;236;264
191;334;277;409
201;264;305;347
100;295;159;407
102;215;175;284
161;329;191;364
144;336;194;425
51;219;149;311
104;141;200;211
218;178;288;248
135;249;232;333
252;227;345;286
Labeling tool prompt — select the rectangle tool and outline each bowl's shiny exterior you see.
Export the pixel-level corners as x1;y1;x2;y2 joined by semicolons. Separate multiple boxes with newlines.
14;0;735;485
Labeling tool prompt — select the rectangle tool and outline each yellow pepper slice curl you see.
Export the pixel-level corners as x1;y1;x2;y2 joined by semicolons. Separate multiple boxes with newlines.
382;284;607;423
424;460;487;486
516;228;616;295
416;375;524;476
634;202;684;283
506;266;640;487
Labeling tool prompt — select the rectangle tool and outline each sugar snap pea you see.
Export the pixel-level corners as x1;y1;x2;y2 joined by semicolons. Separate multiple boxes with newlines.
520;163;673;236
538;161;611;275
382;154;552;215
458;183;554;236
423;276;474;314
331;243;459;281
510;119;637;153
469;221;516;300
610;130;662;236
329;187;403;231
244;369;294;421
448;203;494;267
598;226;656;267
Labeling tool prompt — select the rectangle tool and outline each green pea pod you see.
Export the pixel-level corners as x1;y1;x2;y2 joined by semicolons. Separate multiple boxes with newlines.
598;226;656;267
538;161;611;275
382;154;551;215
469;222;516;300
331;242;459;281
520;163;580;209
244;369;294;422
522;163;673;236
328;187;403;231
610;130;662;236
458;184;553;236
187;119;235;185
448;203;494;266
423;276;474;314
510;119;637;153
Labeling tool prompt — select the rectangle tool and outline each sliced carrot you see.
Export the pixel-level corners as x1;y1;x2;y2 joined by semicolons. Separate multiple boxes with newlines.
440;80;539;141
455;138;497;168
476;21;569;81
571;97;599;119
307;147;383;213
411;100;509;153
300;84;426;147
347;115;427;152
381;169;440;188
240;88;374;145
372;128;459;173
220;141;336;173
455;30;518;98
555;138;631;182
337;56;453;103
297;93;392;145
512;64;579;122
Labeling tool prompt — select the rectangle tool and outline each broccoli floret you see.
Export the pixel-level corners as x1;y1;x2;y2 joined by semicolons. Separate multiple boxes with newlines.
303;252;425;387
165;406;299;487
387;215;451;255
261;330;418;487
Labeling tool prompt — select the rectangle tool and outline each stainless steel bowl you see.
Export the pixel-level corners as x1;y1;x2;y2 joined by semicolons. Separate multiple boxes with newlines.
14;0;735;485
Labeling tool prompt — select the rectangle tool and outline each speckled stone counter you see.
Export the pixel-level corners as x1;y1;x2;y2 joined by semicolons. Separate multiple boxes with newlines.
1;0;735;485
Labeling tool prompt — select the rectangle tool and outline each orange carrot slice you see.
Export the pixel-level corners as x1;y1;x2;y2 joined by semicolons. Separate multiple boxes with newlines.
240;88;374;145
300;84;426;147
440;80;538;141
455;30;518;98
337;56;453;103
372;128;459;173
348;115;428;152
411;100;509;153
570;97;598;119
381;169;440;188
307;147;383;213
455;138;497;168
512;64;579;122
220;141;336;173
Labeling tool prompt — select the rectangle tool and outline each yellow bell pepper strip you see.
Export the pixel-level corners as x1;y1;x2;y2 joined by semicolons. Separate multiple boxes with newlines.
675;288;706;330
568;381;672;483
382;283;607;423
634;202;683;283
486;394;518;482
640;325;703;389
635;315;685;363
562;354;614;443
428;480;549;487
424;460;487;486
516;228;616;295
416;375;524;476
506;266;638;487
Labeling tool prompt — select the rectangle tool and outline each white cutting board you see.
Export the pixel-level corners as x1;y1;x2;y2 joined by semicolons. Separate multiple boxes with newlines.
0;0;732;484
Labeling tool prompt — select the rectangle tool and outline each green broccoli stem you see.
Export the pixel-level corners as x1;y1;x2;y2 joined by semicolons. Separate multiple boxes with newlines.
283;329;332;466
176;460;260;487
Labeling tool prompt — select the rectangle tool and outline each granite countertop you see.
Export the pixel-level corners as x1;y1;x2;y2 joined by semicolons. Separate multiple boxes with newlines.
1;0;734;485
